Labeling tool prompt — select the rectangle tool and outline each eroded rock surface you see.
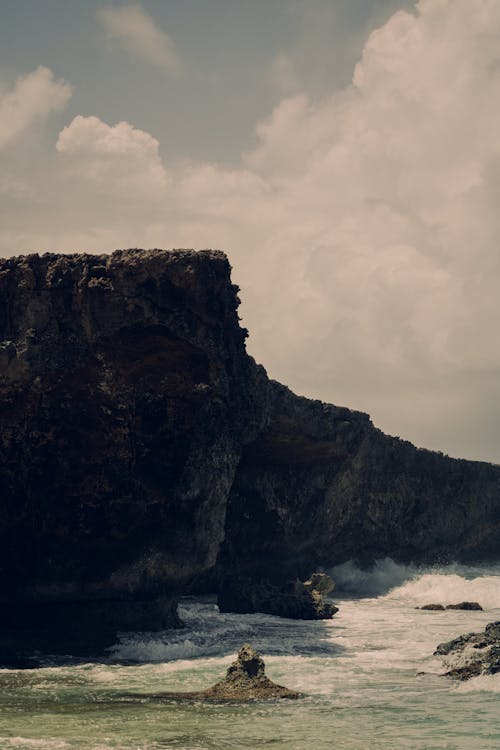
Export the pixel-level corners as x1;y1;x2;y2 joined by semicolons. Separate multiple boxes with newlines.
156;643;300;701
1;248;500;658
434;621;500;680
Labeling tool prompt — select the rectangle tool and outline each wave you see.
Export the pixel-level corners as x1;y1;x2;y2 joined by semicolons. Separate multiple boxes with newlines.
330;558;500;608
109;599;339;663
330;558;419;596
454;673;500;694
384;571;500;609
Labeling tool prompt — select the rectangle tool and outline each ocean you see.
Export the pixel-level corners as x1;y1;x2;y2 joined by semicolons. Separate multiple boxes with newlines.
1;560;499;750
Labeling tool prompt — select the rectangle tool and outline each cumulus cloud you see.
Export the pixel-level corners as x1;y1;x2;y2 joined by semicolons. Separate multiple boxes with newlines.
56;115;168;197
96;3;180;72
173;0;500;460
0;66;71;149
4;0;500;460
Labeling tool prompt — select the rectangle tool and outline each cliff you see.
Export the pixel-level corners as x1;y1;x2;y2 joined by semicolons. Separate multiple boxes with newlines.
0;249;499;658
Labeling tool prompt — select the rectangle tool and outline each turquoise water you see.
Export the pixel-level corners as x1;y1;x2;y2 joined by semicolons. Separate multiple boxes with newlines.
1;561;499;750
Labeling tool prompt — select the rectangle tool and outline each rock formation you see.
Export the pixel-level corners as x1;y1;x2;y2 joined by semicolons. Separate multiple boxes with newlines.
434;621;500;679
1;248;500;659
417;602;483;611
218;572;338;619
153;643;300;701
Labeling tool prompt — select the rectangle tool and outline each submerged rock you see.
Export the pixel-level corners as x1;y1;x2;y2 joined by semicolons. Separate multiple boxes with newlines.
156;643;300;701
218;573;338;620
434;620;500;680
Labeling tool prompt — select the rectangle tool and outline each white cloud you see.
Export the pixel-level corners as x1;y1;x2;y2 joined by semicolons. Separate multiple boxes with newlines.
96;3;180;72
5;0;500;461
56;115;168;197
0;66;71;149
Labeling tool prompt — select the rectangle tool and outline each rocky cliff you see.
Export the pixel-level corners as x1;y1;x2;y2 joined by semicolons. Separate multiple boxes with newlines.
1;249;499;658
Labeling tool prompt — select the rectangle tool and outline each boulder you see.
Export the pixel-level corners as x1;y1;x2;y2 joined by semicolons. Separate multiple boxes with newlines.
434;620;500;680
155;643;300;701
445;602;483;610
418;604;445;610
218;574;338;620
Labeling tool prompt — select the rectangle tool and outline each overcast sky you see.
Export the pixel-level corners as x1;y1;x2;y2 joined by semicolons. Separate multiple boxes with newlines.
2;0;500;463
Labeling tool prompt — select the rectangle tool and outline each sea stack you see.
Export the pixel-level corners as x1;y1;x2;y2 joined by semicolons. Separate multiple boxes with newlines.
156;643;300;701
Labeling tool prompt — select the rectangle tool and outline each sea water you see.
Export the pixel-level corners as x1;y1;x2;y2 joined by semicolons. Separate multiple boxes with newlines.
1;560;499;750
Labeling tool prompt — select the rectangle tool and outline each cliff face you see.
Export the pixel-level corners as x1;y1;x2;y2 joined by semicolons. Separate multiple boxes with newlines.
0;248;499;655
220;382;500;586
0;249;266;655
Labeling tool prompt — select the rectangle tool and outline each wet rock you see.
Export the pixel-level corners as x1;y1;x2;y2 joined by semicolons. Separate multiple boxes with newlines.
418;604;445;610
156;643;300;701
301;572;335;596
434;620;500;680
218;574;338;620
445;602;483;610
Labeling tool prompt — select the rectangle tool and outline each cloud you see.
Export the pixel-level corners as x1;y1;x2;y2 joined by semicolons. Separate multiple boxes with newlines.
96;3;180;72
56;115;168;197
4;0;500;461
0;66;71;149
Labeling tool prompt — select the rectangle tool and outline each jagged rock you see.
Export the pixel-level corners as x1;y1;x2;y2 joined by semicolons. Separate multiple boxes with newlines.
301;572;335;596
434;620;500;680
418;604;446;610
155;643;300;701
445;602;483;610
217;574;338;620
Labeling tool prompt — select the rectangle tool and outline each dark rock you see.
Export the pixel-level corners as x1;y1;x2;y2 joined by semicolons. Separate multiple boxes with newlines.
1;248;500;656
445;602;483;610
217;574;338;620
154;643;300;701
418;604;445;610
434;620;500;680
302;572;335;596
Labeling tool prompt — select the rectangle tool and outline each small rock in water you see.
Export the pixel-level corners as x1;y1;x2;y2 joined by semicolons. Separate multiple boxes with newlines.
418;604;445;610
417;601;483;611
445;601;483;610
153;643;301;701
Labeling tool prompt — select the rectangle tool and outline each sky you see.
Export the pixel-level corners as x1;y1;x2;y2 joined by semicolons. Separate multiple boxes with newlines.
2;0;500;463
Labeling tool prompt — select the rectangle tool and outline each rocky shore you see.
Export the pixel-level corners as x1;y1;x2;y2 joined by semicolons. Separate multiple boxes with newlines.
435;621;500;680
1;248;500;660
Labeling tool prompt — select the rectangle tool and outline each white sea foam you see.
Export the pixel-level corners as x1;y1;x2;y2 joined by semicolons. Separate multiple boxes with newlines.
454;672;500;693
330;558;500;609
383;572;500;609
330;557;419;595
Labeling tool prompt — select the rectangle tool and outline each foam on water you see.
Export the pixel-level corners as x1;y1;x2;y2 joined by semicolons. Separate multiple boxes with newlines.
1;560;499;750
454;673;500;693
331;557;500;607
330;557;420;595
110;598;338;663
383;571;500;608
